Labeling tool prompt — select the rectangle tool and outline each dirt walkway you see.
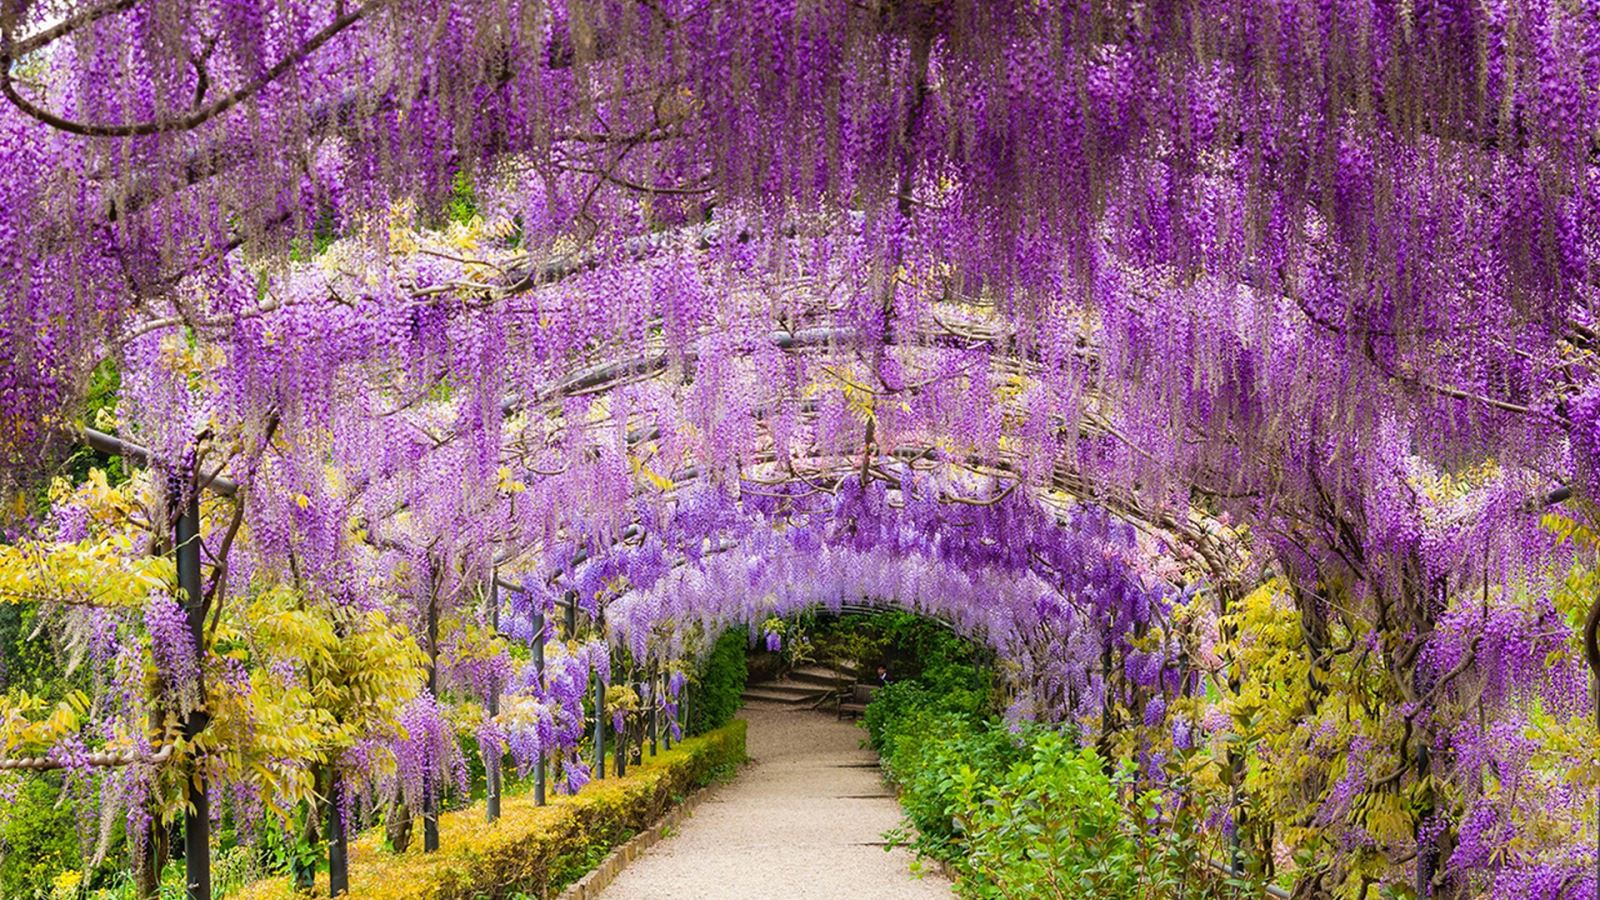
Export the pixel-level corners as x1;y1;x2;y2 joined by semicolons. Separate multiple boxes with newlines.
599;707;953;899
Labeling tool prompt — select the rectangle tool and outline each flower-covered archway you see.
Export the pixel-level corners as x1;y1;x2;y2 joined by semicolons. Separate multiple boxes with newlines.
551;477;1173;726
1;1;1597;897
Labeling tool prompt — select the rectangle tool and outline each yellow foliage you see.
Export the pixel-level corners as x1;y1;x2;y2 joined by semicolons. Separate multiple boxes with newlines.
152;586;436;828
605;684;641;717
242;586;429;753
443;216;483;253
495;465;528;494
0;469;173;608
388;201;420;255
235;720;747;900
49;868;82;900
803;368;877;424
0;690;91;755
627;454;674;492
1212;578;1401;879
0;537;174;608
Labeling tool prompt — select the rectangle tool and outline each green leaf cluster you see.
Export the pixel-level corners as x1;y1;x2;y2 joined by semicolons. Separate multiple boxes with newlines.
953;732;1211;899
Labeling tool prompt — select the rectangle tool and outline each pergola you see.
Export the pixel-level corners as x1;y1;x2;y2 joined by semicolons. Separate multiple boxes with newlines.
0;2;1596;898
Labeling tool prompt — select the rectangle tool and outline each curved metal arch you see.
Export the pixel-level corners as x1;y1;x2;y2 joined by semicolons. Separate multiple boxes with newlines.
480;334;1249;586
589;519;1161;732
487;432;1248;604
513;455;1186;647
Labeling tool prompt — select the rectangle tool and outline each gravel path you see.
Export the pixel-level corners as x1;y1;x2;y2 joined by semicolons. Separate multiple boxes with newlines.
599;706;953;900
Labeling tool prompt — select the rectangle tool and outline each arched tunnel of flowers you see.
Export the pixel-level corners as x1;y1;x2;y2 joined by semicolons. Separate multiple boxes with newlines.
1;1;1598;898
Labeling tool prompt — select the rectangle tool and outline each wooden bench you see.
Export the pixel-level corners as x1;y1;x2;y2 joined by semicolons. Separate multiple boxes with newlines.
835;682;878;719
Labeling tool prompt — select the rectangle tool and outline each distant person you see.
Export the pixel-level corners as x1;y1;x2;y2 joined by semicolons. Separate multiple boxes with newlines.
875;665;890;686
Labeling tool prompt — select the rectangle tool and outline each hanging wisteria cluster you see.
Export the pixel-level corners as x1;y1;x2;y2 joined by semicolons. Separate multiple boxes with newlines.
1;0;1598;897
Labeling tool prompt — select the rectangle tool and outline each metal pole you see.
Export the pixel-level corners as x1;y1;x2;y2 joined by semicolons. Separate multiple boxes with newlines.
486;580;501;824
649;668;658;757
327;604;351;896
593;607;606;779
613;656;627;778
328;769;348;896
683;682;692;738
633;677;644;764
423;589;440;853
593;673;606;779
175;489;211;900
614;714;626;776
1415;741;1433;897
533;611;546;806
1582;592;1600;900
662;668;672;751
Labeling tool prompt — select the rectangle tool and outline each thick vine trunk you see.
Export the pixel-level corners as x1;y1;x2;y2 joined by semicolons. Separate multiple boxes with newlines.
134;819;167;900
1390;560;1466;900
385;794;413;853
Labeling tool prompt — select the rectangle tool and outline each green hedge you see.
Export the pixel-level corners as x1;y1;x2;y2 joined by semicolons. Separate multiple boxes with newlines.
949;731;1204;899
237;720;747;900
0;773;83;898
870;693;1218;898
876;704;1026;860
687;629;746;736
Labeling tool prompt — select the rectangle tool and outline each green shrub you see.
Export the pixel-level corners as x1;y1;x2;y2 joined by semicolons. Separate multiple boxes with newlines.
862;631;1210;898
0;774;83;899
878;709;1023;858
951;731;1209;898
952;732;1138;897
810;611;991;688
236;720;747;900
860;633;1012;861
870;700;1213;898
688;629;746;735
863;676;987;755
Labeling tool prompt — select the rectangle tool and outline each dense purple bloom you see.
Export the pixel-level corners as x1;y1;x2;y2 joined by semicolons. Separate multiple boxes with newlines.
0;3;1595;892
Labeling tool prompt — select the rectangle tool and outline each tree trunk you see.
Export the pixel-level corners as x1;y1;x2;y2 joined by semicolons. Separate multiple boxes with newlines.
134;818;168;900
386;795;413;853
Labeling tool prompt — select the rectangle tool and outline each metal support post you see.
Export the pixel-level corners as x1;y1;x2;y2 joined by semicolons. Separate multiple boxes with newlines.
1583;592;1600;900
423;591;440;852
486;580;501;824
328;770;348;895
176;490;212;900
648;668;659;757
593;608;606;779
534;611;547;805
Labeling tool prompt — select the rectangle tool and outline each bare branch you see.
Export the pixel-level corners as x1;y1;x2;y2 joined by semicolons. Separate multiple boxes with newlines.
1;1;380;137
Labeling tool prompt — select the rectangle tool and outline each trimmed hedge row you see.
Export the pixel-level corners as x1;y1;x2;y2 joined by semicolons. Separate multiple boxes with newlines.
236;720;747;900
687;629;747;736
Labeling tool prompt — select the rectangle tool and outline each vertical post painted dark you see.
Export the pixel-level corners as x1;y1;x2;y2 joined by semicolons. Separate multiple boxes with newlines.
423;585;440;853
613;657;627;778
1582;594;1600;900
593;609;606;779
649;666;658;757
486;579;501;824
175;489;211;900
533;610;546;806
328;769;348;895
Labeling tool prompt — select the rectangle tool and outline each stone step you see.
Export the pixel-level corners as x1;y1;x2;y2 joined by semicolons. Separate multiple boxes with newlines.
739;698;801;711
786;666;855;688
740;681;829;698
771;676;824;689
739;685;829;705
756;678;831;694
